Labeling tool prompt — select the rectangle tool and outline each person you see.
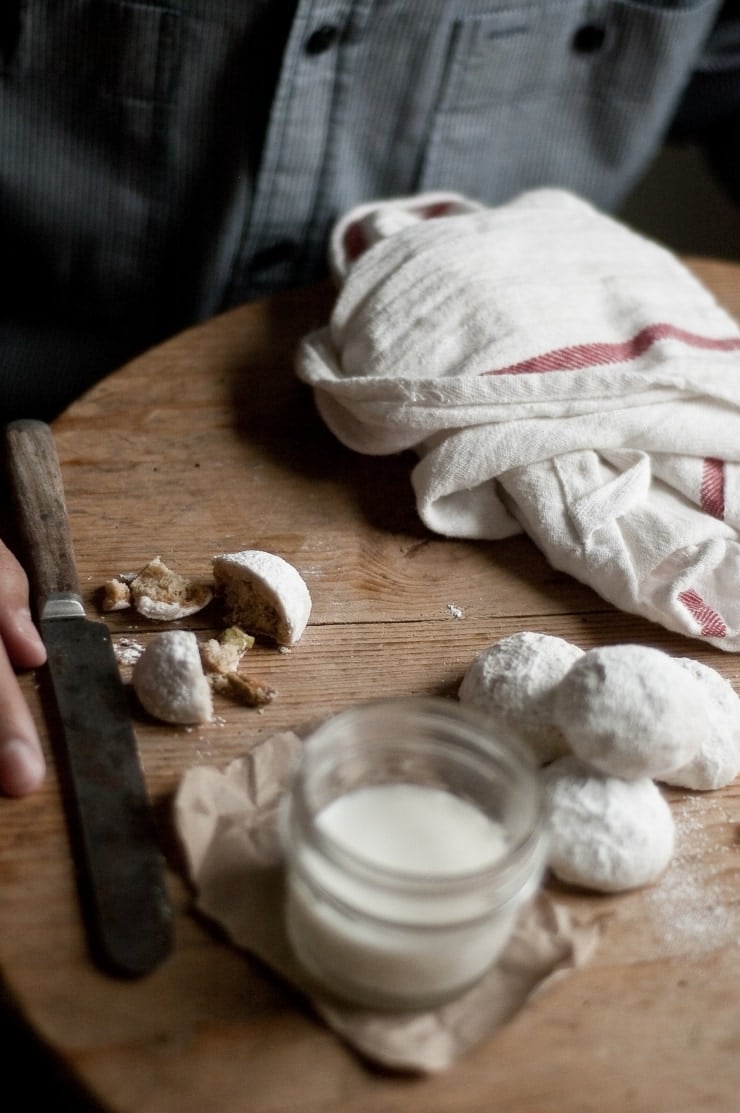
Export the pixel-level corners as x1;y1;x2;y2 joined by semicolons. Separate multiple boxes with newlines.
2;0;740;796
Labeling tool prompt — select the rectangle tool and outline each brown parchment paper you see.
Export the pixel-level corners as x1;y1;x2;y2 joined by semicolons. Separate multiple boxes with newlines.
173;730;599;1073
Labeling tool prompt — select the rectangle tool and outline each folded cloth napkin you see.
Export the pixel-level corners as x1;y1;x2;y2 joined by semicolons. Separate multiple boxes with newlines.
296;189;740;650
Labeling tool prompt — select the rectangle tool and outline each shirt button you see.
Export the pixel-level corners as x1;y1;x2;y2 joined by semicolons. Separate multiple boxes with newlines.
572;24;607;53
305;24;339;55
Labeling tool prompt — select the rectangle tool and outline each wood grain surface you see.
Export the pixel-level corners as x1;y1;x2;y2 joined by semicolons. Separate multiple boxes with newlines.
2;263;740;1112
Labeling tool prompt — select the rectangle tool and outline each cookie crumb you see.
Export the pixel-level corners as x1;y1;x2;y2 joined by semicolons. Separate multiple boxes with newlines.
200;626;256;675
212;672;276;708
101;578;132;612
114;637;145;667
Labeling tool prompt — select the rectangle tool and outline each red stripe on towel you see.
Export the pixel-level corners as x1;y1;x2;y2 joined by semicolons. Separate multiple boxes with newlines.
342;201;457;264
678;588;727;638
484;322;740;376
343;221;368;263
418;200;456;219
700;457;726;520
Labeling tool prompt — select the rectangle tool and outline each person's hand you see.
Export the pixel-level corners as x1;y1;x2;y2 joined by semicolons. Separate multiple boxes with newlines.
0;540;46;796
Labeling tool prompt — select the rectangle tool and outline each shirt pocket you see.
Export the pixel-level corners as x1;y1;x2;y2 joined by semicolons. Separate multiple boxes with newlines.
1;0;182;322
418;0;721;209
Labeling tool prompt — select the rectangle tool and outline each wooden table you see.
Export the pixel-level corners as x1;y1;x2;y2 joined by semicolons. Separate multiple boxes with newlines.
2;262;740;1112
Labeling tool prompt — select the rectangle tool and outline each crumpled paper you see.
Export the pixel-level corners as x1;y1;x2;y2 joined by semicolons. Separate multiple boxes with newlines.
173;729;599;1073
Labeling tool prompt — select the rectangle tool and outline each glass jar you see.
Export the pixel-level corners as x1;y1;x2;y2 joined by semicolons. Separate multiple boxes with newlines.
280;696;548;1010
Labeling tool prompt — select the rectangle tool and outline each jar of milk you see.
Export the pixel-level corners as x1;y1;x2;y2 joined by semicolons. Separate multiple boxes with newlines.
280;696;548;1010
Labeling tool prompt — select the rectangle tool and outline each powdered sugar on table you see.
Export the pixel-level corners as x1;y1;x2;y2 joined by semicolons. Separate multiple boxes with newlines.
642;792;740;955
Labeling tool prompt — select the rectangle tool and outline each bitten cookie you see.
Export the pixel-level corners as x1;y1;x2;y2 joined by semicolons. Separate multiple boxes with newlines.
133;630;213;725
212;550;312;646
129;556;213;620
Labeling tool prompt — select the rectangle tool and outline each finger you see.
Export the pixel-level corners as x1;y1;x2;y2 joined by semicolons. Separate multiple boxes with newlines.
0;541;46;668
0;637;46;796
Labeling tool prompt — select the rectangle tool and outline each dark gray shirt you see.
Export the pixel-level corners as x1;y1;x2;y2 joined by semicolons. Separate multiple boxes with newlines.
0;0;736;420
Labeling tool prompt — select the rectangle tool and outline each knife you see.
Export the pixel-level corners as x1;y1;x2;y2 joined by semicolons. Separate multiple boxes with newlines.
5;419;173;978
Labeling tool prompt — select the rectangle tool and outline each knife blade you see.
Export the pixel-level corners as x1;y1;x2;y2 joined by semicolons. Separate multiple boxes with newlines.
5;419;173;978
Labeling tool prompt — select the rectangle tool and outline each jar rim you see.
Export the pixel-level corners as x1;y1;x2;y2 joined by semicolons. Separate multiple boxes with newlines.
283;695;548;895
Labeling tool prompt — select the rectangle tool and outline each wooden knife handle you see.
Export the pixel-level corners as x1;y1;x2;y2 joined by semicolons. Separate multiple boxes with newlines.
5;419;81;609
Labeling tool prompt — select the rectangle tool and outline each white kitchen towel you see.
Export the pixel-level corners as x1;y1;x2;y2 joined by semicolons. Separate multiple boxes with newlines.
296;189;740;650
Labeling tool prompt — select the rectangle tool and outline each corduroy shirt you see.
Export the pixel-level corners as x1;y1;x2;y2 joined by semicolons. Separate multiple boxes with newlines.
1;0;738;419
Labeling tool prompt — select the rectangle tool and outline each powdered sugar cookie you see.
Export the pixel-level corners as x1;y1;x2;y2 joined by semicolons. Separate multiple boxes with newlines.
660;658;740;790
213;550;312;646
553;644;705;780
458;631;584;763
543;756;675;892
133;630;213;725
